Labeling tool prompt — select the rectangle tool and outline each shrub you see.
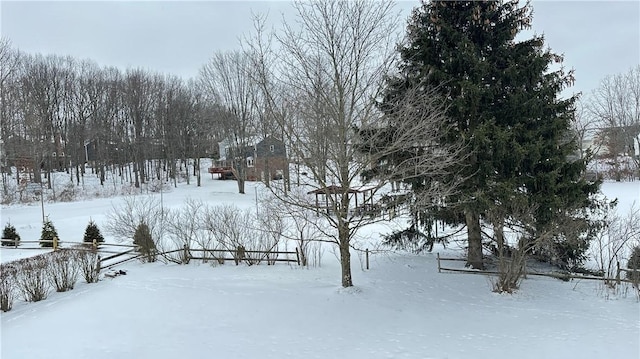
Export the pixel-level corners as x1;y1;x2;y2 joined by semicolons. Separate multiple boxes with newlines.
40;218;59;248
16;256;50;302
492;248;527;294
2;223;21;247
83;220;105;244
75;249;101;283
134;222;156;262
57;181;76;202
0;264;17;312
627;245;640;283
49;250;79;292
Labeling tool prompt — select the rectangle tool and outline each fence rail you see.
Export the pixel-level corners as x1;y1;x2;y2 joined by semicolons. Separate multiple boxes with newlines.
188;247;300;265
2;240;301;268
436;253;639;285
1;238;138;250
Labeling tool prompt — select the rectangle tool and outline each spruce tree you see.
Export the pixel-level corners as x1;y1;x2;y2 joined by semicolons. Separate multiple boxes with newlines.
40;218;59;248
381;1;599;268
2;223;21;246
83;220;104;244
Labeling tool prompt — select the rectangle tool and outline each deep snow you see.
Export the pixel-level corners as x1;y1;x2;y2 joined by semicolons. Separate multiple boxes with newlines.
1;171;639;359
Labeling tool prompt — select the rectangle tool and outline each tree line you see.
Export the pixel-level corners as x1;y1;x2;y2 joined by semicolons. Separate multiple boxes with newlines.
0;38;225;198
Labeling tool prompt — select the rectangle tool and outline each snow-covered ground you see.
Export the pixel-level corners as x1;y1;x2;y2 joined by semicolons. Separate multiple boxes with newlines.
1;171;639;359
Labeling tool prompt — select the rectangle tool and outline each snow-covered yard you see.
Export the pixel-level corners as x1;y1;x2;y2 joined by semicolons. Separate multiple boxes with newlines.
1;253;638;359
1;175;639;359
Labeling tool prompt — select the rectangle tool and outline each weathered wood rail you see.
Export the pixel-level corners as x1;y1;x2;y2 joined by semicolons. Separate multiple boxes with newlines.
188;247;300;265
436;253;639;285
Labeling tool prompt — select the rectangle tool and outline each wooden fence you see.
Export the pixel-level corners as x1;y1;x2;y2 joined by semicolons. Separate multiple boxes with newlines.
1;239;301;269
188;247;300;265
436;253;640;285
0;237;111;250
0;238;141;270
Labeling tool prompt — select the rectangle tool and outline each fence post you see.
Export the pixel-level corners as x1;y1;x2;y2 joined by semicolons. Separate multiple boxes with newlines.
14;238;18;248
93;239;97;250
437;252;441;273
53;236;58;251
183;244;189;263
616;261;621;285
366;248;369;270
295;247;300;266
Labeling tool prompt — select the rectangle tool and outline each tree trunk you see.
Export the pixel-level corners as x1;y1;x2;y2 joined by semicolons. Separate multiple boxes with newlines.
237;178;245;194
465;209;483;269
196;158;201;187
133;162;140;188
99;163;105;186
184;157;190;185
493;216;505;257
338;224;353;287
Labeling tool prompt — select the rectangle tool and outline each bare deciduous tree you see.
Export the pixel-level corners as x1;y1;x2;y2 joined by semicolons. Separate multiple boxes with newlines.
590;203;640;284
246;0;462;287
571;99;601;161
200;51;258;194
164;198;209;263
104;195;165;245
0;37;22;197
589;65;640;179
259;189;330;267
246;0;401;287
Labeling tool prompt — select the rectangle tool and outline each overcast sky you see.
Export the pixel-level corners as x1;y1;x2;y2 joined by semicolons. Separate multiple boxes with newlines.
1;1;638;97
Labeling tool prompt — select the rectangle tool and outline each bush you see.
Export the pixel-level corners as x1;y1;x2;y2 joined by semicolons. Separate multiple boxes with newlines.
49;250;79;292
134;222;156;262
2;223;21;247
627;246;640;283
75;249;101;283
83;220;105;244
57;181;76;202
0;264;17;312
492;248;527;294
40;218;59;248
16;256;50;302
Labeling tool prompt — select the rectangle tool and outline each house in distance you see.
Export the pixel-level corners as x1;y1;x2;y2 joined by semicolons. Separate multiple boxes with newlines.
210;136;288;181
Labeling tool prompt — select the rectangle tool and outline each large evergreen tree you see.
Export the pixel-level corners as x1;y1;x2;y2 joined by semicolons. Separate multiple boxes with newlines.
381;0;599;268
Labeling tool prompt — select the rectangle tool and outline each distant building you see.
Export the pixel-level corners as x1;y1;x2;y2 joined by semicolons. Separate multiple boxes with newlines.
213;136;288;181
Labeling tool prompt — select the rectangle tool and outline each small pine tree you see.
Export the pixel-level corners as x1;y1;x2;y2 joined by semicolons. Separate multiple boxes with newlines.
133;222;156;262
40;218;59;248
2;223;21;246
83;220;104;244
627;246;640;282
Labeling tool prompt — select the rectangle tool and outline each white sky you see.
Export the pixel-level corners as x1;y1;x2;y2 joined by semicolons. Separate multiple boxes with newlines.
1;1;638;96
